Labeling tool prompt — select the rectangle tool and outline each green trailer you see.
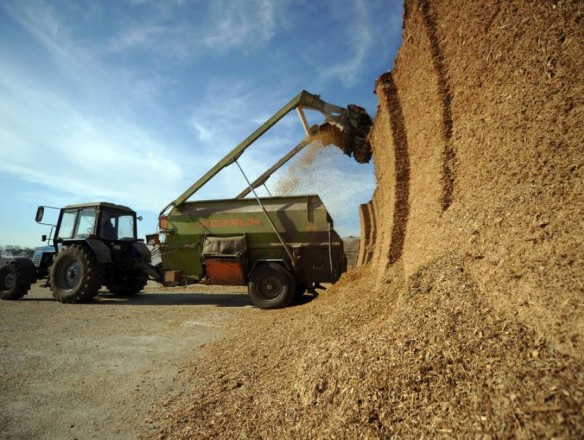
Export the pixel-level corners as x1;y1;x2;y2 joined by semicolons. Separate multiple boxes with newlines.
154;195;347;308
147;90;371;309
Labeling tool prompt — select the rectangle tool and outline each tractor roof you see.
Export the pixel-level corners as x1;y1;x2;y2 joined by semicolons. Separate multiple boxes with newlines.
62;202;135;213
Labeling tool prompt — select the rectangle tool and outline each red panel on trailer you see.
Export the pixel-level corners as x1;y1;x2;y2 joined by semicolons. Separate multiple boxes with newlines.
205;258;246;286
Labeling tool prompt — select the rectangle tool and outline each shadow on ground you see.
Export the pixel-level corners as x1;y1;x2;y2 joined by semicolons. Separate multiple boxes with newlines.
17;290;319;308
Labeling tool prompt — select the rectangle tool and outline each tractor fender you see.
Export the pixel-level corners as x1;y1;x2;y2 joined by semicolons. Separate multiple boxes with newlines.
132;242;152;262
84;239;112;264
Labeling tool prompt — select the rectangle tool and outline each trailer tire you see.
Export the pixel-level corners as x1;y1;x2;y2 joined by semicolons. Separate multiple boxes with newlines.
0;261;33;300
248;263;295;309
50;245;103;303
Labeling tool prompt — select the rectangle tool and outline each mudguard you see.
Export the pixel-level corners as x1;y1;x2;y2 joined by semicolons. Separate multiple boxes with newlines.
248;259;293;280
85;239;112;263
132;242;152;262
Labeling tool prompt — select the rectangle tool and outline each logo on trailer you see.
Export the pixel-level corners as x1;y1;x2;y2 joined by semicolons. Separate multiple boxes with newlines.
200;218;262;229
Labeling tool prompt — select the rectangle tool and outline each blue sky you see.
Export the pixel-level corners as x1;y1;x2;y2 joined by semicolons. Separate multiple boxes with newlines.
0;0;403;248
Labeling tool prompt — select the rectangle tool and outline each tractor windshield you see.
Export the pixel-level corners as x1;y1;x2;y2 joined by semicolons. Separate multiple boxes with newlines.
57;207;97;240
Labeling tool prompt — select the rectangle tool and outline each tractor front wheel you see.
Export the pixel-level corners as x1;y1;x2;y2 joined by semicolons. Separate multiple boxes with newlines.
247;263;295;309
0;260;33;300
50;245;103;303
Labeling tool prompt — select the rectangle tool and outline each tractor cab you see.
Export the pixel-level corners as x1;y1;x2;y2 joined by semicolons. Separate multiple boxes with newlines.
52;202;138;243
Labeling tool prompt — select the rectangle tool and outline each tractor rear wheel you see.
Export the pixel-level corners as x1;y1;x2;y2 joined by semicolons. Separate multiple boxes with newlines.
247;263;295;309
0;260;33;300
50;245;103;303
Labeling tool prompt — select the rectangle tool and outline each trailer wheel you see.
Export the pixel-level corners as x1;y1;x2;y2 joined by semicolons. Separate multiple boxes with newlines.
248;263;295;309
0;261;33;300
50;245;103;303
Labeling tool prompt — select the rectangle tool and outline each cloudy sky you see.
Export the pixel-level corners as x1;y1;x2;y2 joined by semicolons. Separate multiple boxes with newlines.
0;0;403;247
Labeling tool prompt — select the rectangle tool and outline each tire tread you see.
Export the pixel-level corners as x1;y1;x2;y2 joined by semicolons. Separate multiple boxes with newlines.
50;245;103;303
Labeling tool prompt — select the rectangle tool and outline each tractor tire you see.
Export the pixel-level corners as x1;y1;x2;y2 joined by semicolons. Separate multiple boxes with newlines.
294;282;308;299
106;275;147;296
50;245;103;303
247;263;296;309
0;260;34;300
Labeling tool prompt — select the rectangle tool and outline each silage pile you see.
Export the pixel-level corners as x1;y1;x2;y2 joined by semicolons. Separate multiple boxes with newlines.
147;0;583;437
357;0;583;357
149;258;582;439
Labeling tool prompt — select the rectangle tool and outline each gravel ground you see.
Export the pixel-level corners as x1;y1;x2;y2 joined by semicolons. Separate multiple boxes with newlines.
0;282;252;439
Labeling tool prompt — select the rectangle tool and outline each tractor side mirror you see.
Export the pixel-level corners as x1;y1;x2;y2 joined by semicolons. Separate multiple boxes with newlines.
35;206;45;223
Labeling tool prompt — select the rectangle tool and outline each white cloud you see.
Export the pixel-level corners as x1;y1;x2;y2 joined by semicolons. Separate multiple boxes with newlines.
204;0;277;50
107;22;202;63
109;25;167;52
1;0;174;109
107;0;282;59
188;81;327;149
189;81;264;149
1;1;104;82
318;0;373;87
0;67;185;213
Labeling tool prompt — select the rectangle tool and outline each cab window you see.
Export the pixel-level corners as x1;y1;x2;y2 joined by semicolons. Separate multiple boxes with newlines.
77;208;96;237
117;214;135;240
100;210;136;240
57;207;97;239
58;210;77;239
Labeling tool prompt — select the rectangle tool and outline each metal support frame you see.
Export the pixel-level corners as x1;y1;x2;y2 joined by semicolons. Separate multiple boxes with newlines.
235;137;311;199
296;107;310;136
161;90;346;217
235;161;295;264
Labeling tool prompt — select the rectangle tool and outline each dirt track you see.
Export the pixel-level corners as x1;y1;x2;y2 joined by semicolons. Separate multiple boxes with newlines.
0;282;251;439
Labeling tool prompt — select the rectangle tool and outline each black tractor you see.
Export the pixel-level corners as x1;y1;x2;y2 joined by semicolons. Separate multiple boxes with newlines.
0;202;152;303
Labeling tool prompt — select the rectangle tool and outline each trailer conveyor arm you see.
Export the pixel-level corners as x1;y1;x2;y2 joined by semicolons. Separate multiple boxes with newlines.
161;90;345;216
